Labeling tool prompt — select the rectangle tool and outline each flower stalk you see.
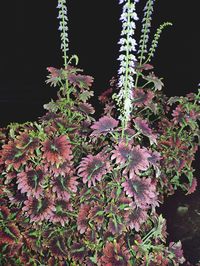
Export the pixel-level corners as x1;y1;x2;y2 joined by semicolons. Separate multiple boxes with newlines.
116;0;139;137
135;0;155;88
145;21;172;64
57;0;73;103
138;0;155;66
57;0;69;68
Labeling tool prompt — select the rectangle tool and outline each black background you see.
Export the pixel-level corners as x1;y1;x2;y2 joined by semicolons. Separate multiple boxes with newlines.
0;1;200;261
0;0;199;126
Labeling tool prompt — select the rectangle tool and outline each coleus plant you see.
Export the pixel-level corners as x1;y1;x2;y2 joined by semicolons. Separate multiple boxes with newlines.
0;0;199;265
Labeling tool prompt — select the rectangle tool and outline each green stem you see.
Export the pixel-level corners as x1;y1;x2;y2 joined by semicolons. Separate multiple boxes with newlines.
121;120;125;139
178;123;186;136
65;79;70;102
142;228;155;244
143;56;151;65
134;71;140;88
142;80;152;88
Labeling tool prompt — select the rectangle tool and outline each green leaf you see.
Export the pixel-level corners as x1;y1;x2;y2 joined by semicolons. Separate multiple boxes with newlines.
144;74;164;91
43;100;59;112
1;244;8;252
95;210;104;216
89;252;98;263
116;186;122;197
46;76;61;87
186;170;194;185
79;91;94;102
118;203;130;210
29;231;39;237
168;96;182;105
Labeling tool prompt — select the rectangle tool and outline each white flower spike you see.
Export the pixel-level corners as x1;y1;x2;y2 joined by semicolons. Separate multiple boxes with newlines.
116;0;139;135
57;0;69;67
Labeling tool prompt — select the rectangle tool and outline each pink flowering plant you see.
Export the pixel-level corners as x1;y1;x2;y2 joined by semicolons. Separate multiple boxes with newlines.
0;0;200;265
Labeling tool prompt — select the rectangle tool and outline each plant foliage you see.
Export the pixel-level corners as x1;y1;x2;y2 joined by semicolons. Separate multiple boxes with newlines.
0;0;199;265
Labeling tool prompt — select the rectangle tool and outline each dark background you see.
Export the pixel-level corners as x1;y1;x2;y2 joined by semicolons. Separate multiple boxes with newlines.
0;1;200;262
0;0;199;126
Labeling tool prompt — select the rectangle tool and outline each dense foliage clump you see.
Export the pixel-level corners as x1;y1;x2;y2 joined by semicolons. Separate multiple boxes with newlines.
0;0;199;265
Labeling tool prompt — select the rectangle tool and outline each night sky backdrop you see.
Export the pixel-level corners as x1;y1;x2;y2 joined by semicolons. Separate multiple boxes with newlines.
0;0;199;126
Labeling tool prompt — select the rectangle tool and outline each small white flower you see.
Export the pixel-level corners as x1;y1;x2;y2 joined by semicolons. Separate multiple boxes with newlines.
130;21;136;29
120;61;127;68
58;25;63;31
129;61;136;68
129;38;137;45
127;29;135;35
132;12;139;21
120;12;128;21
129;81;134;88
118;38;126;45
128;75;134;82
118;67;126;74
119;46;127;52
117;54;126;61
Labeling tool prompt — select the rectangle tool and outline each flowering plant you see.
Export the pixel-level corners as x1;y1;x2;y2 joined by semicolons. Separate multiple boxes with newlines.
0;0;199;265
